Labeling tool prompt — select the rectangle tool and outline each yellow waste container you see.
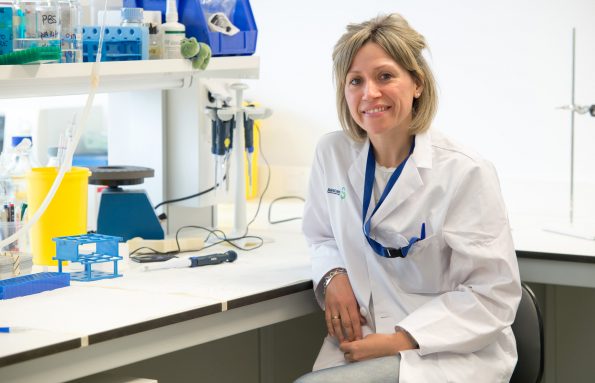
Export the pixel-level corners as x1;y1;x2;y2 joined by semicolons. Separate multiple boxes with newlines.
26;167;91;266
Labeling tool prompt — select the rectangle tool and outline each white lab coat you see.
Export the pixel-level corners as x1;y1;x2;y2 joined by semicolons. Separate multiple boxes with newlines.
302;129;521;382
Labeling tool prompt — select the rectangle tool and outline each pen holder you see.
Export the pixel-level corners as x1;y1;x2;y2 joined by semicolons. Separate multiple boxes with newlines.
0;222;27;252
26;167;91;266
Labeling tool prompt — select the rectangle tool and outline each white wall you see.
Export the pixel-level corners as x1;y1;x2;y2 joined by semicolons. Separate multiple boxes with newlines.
247;0;595;220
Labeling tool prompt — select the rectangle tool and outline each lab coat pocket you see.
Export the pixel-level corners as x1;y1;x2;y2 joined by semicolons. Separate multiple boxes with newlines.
381;234;446;293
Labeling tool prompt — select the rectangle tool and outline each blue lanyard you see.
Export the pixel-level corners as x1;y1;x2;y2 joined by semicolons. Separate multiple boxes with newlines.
362;137;425;258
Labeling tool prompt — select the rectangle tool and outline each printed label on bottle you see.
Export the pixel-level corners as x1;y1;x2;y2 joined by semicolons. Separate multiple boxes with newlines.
163;32;184;59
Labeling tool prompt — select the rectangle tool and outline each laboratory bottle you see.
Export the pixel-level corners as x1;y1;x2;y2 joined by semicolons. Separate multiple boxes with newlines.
58;0;82;63
12;0;61;56
9;136;38;208
0;149;14;206
161;0;185;59
144;10;162;60
46;146;58;167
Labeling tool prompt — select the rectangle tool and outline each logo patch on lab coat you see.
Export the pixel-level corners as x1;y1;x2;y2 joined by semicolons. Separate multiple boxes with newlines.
327;187;346;200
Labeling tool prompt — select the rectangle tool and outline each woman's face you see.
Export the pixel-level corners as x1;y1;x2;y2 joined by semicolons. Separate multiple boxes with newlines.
345;42;421;139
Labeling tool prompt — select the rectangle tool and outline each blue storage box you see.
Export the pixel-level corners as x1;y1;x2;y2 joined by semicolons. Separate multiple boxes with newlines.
123;0;257;56
82;25;149;62
0;272;70;300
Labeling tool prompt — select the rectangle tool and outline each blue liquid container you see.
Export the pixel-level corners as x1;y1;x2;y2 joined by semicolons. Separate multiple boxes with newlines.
0;5;12;56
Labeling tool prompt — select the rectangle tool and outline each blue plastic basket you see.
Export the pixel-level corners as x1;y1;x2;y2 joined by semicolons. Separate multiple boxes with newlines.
82;26;149;62
0;272;70;300
123;0;257;56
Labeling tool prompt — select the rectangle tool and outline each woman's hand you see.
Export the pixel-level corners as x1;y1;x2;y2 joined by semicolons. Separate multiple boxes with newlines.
325;274;366;342
339;332;417;362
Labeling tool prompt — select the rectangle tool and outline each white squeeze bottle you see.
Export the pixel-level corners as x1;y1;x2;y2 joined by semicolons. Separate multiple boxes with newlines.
161;0;185;59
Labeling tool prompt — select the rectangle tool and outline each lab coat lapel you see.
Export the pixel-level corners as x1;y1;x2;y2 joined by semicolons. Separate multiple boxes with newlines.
370;159;423;224
370;131;433;225
347;139;370;210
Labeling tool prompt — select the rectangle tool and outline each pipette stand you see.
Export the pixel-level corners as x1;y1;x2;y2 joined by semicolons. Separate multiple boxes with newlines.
216;83;272;243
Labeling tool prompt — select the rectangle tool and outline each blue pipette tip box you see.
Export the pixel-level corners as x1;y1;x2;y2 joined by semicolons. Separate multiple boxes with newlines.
0;272;70;300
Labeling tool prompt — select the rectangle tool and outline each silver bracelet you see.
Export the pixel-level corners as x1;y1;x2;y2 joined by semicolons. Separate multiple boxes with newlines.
322;267;347;295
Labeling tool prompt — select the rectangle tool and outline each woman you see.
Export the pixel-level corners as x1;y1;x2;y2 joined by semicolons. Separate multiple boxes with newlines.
297;13;521;383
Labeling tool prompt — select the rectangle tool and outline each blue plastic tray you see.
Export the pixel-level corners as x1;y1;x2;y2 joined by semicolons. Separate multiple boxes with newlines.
0;272;70;300
123;0;257;56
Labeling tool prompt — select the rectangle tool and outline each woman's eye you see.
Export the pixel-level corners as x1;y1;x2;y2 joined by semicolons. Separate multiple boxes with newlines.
380;73;394;81
348;77;361;86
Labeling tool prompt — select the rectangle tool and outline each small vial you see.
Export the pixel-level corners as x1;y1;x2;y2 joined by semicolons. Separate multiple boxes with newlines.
148;24;162;59
144;11;162;60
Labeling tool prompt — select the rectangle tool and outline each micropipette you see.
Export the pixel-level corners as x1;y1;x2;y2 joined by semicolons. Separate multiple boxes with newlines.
244;114;254;188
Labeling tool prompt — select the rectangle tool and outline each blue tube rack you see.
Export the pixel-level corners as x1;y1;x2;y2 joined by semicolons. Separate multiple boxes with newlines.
0;272;70;300
53;234;124;282
82;26;149;62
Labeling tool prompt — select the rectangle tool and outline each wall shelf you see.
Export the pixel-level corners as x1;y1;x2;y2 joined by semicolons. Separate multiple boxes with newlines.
0;56;260;99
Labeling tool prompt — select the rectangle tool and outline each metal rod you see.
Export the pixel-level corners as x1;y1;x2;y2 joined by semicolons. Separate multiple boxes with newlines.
569;28;576;224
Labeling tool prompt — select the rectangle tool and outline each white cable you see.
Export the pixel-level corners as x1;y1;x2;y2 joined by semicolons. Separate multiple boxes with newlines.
0;0;108;251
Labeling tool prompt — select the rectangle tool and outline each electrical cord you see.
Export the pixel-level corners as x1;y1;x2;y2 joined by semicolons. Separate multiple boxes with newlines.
133;125;272;258
129;224;265;258
153;175;226;210
267;196;305;224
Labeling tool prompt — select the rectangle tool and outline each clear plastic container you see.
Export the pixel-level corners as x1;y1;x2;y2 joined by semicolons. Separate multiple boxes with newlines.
12;0;61;56
59;0;82;62
0;222;28;252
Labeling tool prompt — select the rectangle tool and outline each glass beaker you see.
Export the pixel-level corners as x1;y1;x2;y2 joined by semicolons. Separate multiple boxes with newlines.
59;0;81;63
12;0;61;58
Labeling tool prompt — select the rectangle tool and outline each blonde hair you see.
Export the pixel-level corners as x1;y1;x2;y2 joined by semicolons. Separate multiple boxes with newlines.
332;13;438;141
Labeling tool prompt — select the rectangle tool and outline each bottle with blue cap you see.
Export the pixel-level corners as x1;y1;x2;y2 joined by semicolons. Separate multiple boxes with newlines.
121;7;144;27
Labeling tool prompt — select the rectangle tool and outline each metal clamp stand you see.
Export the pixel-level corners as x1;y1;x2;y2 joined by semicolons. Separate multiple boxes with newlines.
546;28;595;240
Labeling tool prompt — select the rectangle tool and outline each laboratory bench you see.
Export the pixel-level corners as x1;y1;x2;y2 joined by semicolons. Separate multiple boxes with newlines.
0;226;318;383
1;199;595;382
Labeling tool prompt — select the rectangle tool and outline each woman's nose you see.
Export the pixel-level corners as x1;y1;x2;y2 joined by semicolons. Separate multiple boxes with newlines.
363;80;381;99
